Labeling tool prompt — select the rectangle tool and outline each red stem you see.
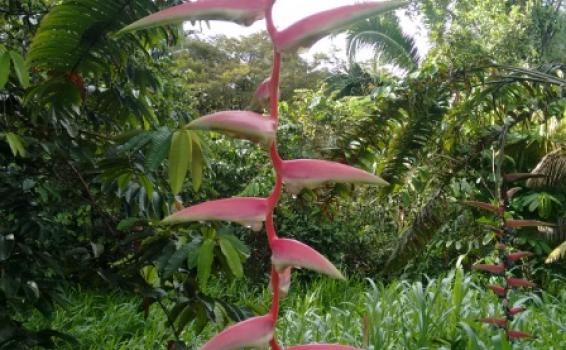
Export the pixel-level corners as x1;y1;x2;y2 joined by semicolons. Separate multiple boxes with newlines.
265;3;284;349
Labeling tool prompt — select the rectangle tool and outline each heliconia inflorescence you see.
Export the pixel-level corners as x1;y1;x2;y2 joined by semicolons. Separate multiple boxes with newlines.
120;0;400;349
465;172;555;341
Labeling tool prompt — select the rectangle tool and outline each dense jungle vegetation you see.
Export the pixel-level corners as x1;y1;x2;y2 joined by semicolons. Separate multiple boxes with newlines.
1;0;565;349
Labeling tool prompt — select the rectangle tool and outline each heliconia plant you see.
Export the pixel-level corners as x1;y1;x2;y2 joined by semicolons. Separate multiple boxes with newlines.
120;0;400;348
465;173;556;342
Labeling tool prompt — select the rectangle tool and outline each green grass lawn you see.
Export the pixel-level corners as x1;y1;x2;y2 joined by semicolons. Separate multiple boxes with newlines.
27;270;566;349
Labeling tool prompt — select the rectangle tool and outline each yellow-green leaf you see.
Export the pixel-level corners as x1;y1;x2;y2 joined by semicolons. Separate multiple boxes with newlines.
546;240;566;263
191;132;204;191
219;236;243;278
5;132;26;157
9;51;29;89
168;130;192;195
0;53;10;89
197;239;215;290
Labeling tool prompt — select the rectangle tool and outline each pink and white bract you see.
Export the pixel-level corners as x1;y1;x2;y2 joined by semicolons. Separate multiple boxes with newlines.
120;0;269;33
162;197;268;231
273;1;406;52
271;238;344;280
200;314;274;350
282;159;388;194
187;110;276;146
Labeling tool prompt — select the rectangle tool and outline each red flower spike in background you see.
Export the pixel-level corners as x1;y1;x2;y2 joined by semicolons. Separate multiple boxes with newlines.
123;1;403;349
479;317;507;328
199;314;274;350
468;162;545;342
507;277;536;288
162;197;268;231
187;111;276;146
271;238;344;280
119;0;269;33
282;159;388;194
472;263;505;274
273;1;407;52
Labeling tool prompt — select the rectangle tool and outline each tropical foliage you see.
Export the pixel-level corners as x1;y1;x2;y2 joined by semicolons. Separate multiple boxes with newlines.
1;0;565;349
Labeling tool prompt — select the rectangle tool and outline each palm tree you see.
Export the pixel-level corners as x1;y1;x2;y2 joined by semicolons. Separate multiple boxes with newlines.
345;13;420;71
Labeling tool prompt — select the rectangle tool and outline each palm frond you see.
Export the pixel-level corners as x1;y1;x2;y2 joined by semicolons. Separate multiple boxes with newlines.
527;148;566;191
546;240;566;263
345;13;419;70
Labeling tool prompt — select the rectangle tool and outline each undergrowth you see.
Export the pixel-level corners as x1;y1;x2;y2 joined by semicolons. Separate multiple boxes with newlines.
26;270;566;349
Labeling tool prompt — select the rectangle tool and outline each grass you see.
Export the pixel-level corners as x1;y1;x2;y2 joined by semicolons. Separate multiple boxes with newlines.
27;270;566;349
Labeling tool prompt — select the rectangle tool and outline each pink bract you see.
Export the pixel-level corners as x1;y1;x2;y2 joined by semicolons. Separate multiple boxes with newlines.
200;314;274;350
271;238;344;280
120;0;269;33
162;197;268;231
281;159;388;194
472;263;505;274
273;1;406;52
187;110;276;146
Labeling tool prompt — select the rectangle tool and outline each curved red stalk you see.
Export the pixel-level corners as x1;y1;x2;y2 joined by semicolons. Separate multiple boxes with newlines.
265;3;284;348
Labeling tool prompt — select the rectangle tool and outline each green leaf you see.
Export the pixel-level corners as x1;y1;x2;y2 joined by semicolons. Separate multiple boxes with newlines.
197;239;215;289
219;236;243;278
191;132;204;191
138;174;154;200
145;128;172;172
163;243;196;279
168;130;192;195
117;217;142;231
5;132;26;157
0;52;10;89
0;234;15;262
9;51;29;88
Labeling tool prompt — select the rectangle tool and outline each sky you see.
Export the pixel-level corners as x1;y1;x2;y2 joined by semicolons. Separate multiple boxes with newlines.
184;0;429;66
